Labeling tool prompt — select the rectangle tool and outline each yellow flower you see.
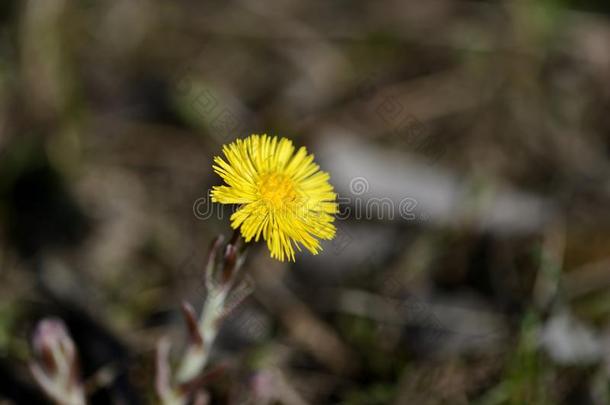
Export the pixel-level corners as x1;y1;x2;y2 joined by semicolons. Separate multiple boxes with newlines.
211;134;338;262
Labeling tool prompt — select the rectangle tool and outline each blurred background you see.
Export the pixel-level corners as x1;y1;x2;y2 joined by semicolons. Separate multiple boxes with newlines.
1;0;610;403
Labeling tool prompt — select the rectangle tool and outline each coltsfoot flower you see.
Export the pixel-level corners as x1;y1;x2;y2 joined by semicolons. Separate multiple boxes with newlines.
211;134;337;261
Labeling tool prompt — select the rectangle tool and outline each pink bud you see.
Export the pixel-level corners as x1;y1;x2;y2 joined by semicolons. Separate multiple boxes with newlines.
32;318;77;374
30;318;85;405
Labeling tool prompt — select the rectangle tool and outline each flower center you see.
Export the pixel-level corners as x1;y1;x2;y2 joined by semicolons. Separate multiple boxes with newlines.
258;172;297;210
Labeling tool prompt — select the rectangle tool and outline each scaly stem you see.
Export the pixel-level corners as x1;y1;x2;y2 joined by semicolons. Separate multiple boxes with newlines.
156;232;247;405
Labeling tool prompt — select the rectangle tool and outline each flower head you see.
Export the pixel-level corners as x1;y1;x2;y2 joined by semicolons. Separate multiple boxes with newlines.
211;134;337;261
